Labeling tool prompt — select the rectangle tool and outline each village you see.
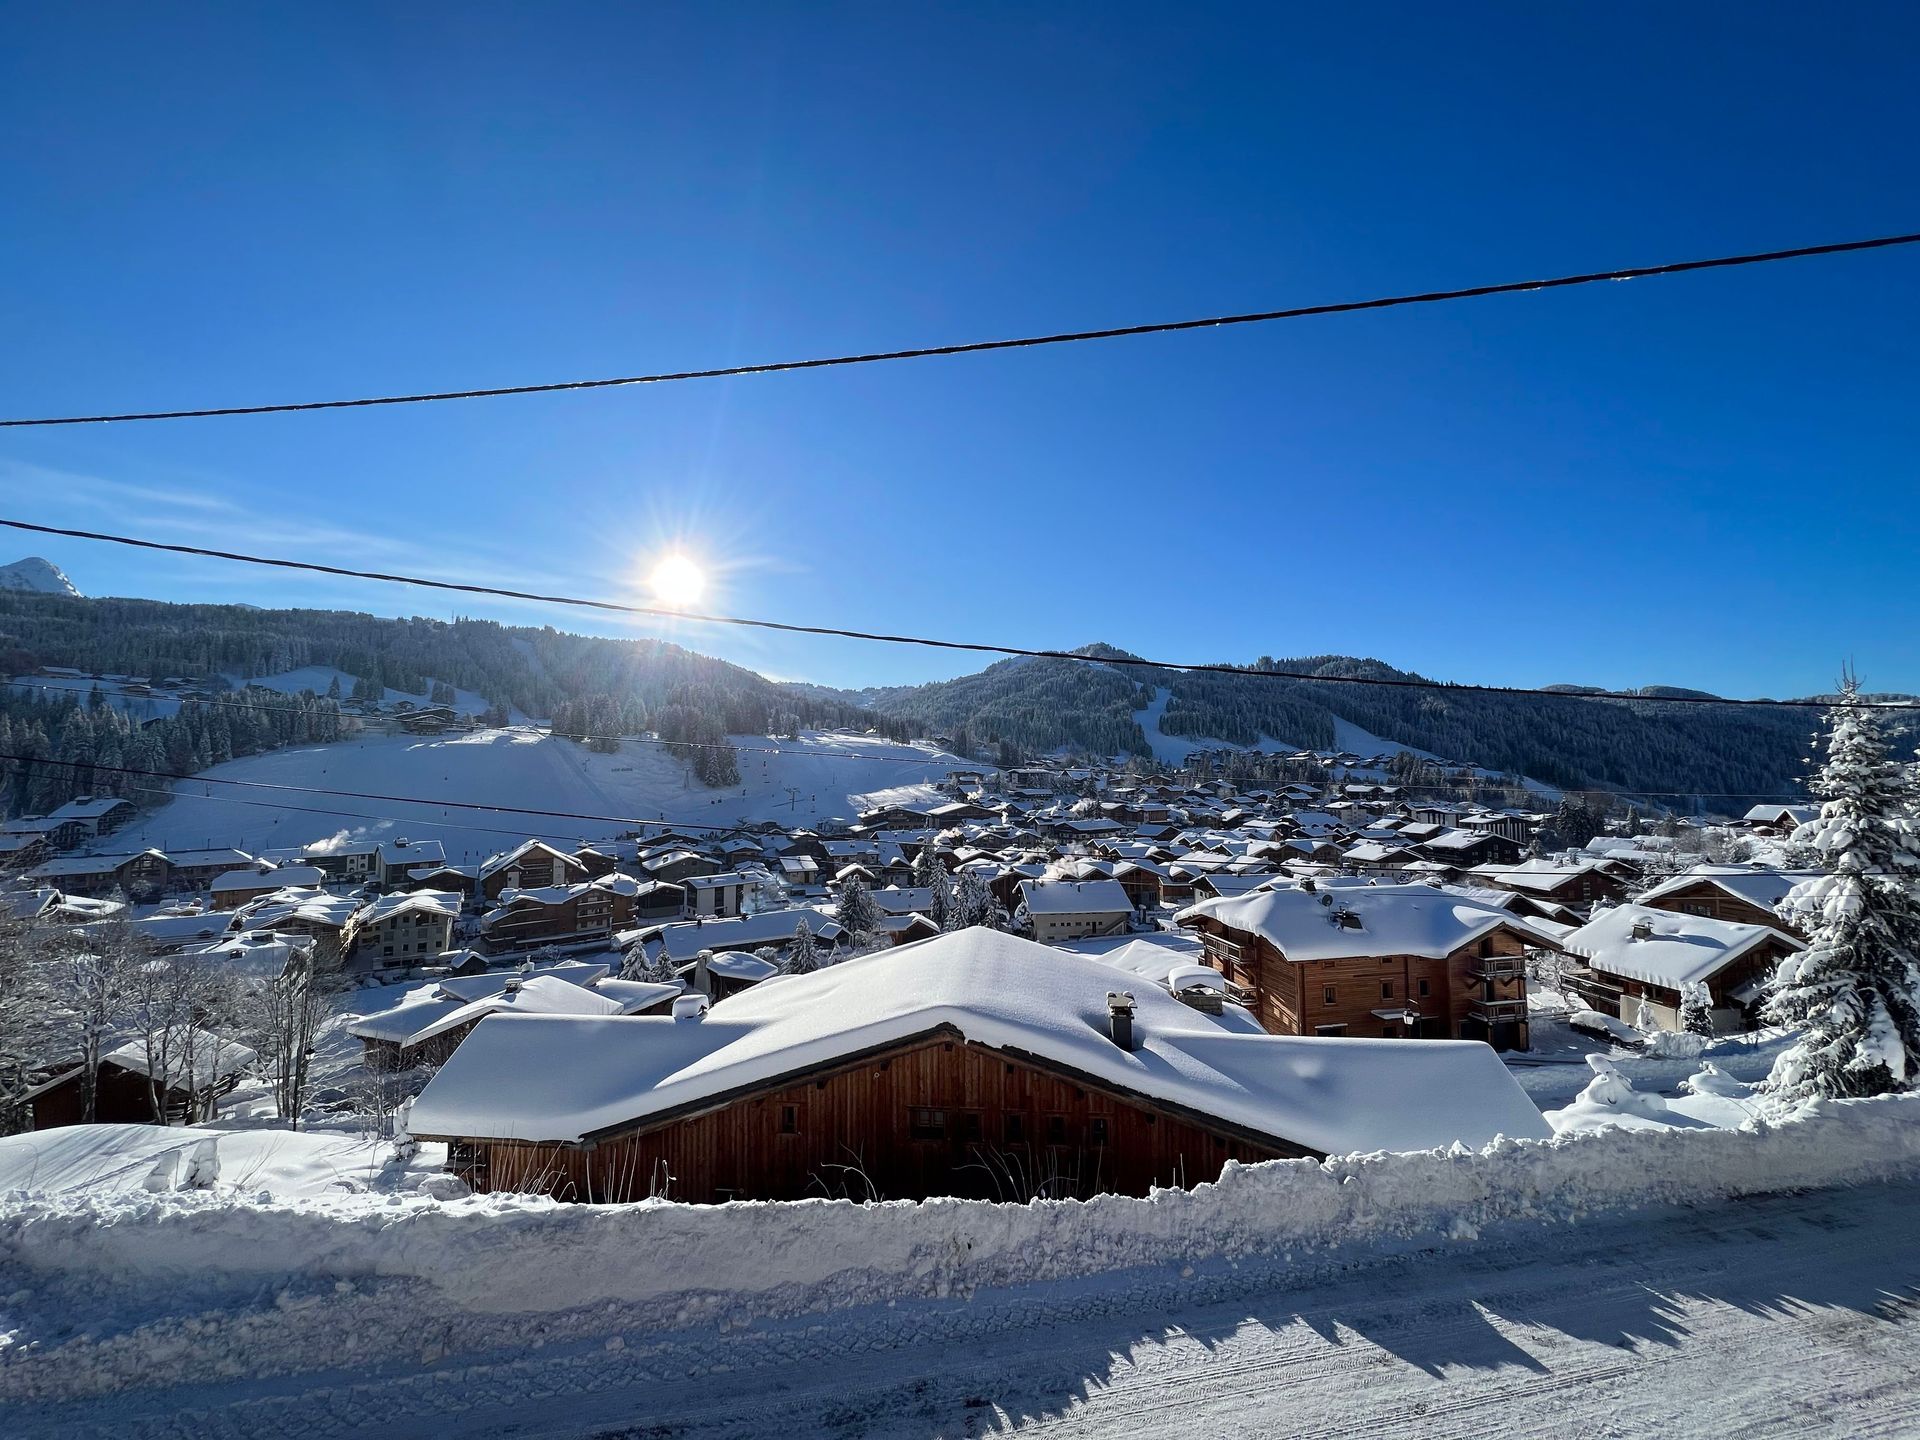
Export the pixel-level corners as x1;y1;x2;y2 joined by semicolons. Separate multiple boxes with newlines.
0;695;1830;1207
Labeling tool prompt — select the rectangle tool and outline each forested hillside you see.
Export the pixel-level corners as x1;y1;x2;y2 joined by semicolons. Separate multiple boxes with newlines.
859;644;1917;805
0;592;900;739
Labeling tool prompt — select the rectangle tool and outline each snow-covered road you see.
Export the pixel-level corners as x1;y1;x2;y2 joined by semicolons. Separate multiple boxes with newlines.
14;1177;1919;1439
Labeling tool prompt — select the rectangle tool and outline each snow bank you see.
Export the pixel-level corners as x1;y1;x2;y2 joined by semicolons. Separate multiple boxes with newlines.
4;1095;1919;1400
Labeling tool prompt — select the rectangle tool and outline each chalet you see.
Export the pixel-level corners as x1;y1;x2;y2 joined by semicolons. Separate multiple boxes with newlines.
1637;865;1810;937
1461;812;1538;846
1017;878;1134;941
0;830;50;870
682;947;781;999
30;849;171;901
163;848;258;892
641;849;722;886
1420;829;1525;869
351;970;678;1070
1558;903;1803;1034
1740;804;1818;835
620;907;844;971
480;840;588;901
376;837;447;886
1110;860;1166;911
22;1029;256;1130
777;854;822;888
1465;858;1627;911
1341;842;1421;875
631;879;688;922
44;796;136;843
302;840;381;882
408;930;1550;1204
479;873;641;953
345;890;461;967
684;872;749;919
1177;881;1558;1051
229;888;363;969
210;864;322;910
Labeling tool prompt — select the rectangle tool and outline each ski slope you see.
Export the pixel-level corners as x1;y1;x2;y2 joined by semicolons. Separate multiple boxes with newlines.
108;728;974;862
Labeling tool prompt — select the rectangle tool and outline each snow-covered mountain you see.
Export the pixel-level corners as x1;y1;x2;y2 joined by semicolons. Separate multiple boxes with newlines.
0;555;81;597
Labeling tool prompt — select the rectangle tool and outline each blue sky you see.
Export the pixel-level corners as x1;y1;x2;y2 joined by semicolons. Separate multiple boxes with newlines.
2;3;1916;698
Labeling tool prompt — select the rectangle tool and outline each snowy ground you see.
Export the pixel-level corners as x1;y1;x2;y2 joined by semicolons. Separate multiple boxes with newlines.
5;1108;1919;1438
225;665;515;720
104;728;972;862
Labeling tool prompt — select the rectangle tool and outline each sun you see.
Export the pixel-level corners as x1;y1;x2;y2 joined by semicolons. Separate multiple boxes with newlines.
648;552;707;609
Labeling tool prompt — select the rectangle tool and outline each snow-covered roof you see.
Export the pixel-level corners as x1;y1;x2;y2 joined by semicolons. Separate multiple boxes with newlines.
356;890;461;926
1562;904;1801;991
410;929;1551;1156
103;1029;255;1085
628;908;843;964
1742;804;1818;825
1635;865;1812;914
400;974;633;1048
1017;878;1133;915
1177;882;1558;961
211;865;318;892
1466;857;1600;892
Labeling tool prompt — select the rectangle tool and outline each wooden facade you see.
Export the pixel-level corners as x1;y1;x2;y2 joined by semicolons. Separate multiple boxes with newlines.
1182;915;1533;1051
1644;879;1801;937
435;1028;1300;1204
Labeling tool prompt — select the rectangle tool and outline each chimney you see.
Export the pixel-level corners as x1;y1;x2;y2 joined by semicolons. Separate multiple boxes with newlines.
672;993;709;1021
1107;991;1138;1052
693;948;714;996
502;977;522;997
1631;916;1653;941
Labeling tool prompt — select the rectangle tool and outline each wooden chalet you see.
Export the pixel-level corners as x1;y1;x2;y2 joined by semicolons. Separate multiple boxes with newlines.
408;930;1549;1204
1178;880;1558;1051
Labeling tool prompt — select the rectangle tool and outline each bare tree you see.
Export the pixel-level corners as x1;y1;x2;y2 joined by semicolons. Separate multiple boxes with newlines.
243;947;327;1125
128;948;240;1125
57;912;146;1123
0;912;65;1133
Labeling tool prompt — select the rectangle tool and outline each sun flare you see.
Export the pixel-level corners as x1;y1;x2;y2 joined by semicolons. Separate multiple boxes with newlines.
648;552;707;609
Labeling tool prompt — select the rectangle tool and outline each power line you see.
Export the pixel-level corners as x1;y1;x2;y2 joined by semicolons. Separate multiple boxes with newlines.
5;516;1912;710
4;231;1916;429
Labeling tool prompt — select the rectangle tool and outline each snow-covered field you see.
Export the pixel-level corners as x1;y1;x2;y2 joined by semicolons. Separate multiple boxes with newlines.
105;728;972;861
4;1096;1919;1435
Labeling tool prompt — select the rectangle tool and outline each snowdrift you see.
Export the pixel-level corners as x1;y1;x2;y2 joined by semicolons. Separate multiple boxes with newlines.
4;1095;1920;1400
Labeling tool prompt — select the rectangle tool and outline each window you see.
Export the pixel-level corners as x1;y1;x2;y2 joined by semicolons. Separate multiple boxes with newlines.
1417;978;1430;998
1046;1114;1068;1146
1478;938;1494;957
1314;1023;1348;1036
1323;984;1337;1006
908;1107;946;1140
1090;1117;1110;1146
778;1104;798;1136
1004;1114;1025;1144
958;1111;983;1143
1382;1023;1399;1037
1380;981;1394;999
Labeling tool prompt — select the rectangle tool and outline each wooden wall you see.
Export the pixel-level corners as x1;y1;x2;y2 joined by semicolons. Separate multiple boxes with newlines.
457;1033;1298;1205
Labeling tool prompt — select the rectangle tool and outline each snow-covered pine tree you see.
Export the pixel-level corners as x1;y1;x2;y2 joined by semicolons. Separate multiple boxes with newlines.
1680;980;1715;1038
926;856;953;930
951;870;994;931
785;921;819;975
1762;676;1920;1105
835;875;880;941
621;944;679;985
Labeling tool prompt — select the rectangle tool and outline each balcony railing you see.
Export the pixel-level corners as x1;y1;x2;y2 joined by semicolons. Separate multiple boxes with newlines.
1470;997;1529;1020
1468;956;1526;981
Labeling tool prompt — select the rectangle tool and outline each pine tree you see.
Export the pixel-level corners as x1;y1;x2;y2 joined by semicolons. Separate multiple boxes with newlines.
1762;677;1920;1105
949;870;991;930
1680;980;1715;1038
785;921;820;975
835;876;879;941
926;856;953;930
